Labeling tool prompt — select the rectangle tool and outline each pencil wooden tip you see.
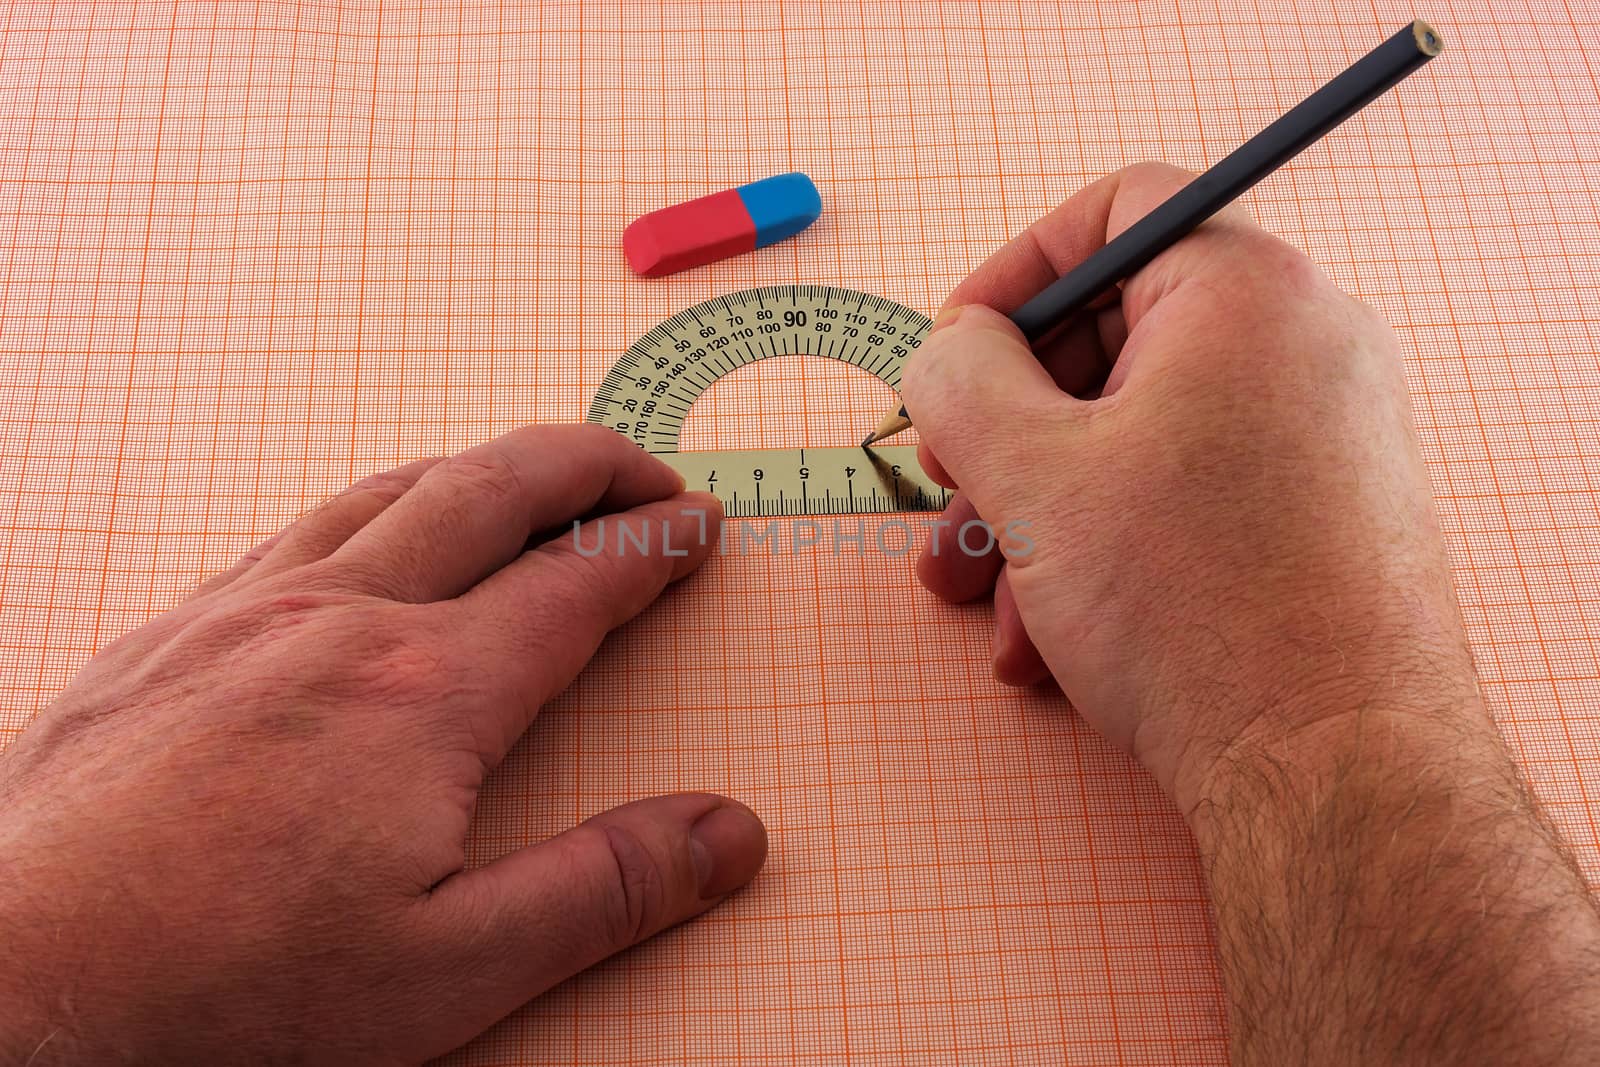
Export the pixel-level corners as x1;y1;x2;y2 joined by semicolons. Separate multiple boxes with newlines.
1411;20;1442;57
866;410;913;446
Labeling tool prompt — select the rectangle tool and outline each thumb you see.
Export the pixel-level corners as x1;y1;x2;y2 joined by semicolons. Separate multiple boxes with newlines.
900;304;1077;516
414;793;767;1051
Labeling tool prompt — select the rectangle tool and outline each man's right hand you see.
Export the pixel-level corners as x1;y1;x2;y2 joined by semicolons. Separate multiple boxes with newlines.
902;161;1472;812
903;161;1600;1064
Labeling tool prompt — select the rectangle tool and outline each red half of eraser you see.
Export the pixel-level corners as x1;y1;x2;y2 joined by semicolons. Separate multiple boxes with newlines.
623;188;758;277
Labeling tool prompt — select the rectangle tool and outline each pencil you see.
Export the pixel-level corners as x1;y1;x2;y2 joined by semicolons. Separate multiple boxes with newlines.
862;19;1442;447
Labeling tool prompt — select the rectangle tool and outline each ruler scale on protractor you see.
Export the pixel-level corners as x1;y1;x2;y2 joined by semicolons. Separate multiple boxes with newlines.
586;285;952;518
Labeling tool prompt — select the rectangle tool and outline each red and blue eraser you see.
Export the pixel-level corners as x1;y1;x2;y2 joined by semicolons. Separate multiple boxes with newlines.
623;172;822;277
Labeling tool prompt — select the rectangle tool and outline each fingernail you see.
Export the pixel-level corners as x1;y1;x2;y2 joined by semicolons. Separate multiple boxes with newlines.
689;803;768;899
929;305;966;333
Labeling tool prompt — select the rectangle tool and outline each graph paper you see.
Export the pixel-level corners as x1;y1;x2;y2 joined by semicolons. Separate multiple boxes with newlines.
1;1;1596;1063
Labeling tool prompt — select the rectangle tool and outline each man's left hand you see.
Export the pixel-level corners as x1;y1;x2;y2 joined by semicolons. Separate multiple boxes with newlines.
0;424;765;1065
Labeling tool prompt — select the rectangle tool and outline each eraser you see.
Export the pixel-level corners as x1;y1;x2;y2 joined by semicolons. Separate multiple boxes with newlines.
624;172;821;277
737;172;823;248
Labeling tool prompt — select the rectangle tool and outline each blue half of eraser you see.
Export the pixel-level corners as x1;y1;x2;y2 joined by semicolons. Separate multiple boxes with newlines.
735;172;822;249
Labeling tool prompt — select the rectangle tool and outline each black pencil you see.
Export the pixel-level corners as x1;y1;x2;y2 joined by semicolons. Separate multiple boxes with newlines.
863;19;1442;446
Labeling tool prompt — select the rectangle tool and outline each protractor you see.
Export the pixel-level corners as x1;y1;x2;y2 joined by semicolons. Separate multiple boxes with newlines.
586;285;952;517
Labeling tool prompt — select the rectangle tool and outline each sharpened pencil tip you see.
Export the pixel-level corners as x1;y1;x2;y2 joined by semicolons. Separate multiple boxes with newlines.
866;411;914;444
860;433;877;448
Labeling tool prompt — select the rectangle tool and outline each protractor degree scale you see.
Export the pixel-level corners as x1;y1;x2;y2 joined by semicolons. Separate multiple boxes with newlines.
586;285;952;517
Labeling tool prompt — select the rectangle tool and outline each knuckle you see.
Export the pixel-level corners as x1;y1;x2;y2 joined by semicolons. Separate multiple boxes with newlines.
204;589;344;647
206;591;380;668
295;549;410;598
591;822;668;945
438;451;527;507
901;339;955;416
342;467;428;509
292;468;428;546
1343;290;1395;338
232;548;270;573
354;616;452;694
1254;237;1327;295
224;604;465;731
231;530;285;569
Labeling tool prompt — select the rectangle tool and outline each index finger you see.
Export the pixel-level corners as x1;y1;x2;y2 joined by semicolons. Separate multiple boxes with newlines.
441;492;723;765
929;161;1306;407
942;161;1277;325
323;424;685;602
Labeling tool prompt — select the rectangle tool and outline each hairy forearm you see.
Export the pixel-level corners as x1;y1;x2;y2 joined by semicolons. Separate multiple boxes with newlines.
1190;700;1600;1066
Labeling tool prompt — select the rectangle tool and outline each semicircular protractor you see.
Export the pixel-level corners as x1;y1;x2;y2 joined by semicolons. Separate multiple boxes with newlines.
586;285;951;517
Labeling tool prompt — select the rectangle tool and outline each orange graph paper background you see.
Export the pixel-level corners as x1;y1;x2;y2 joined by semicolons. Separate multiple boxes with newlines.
1;2;1597;1063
